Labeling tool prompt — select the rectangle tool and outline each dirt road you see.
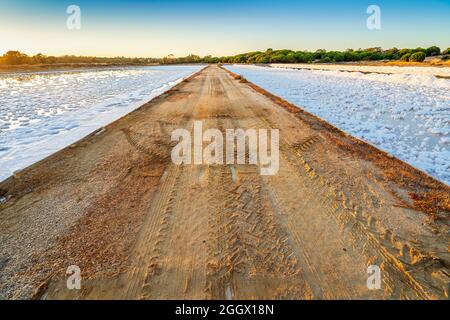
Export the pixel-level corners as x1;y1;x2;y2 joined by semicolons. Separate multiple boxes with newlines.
0;65;448;300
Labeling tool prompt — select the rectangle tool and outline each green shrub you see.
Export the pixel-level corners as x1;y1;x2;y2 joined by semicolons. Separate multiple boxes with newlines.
369;52;383;60
443;48;450;55
320;57;331;63
409;52;426;62
398;49;411;56
333;52;345;62
285;52;297;63
413;47;427;54
426;46;440;56
270;54;287;63
313;49;326;60
294;52;313;63
256;56;270;64
400;53;411;61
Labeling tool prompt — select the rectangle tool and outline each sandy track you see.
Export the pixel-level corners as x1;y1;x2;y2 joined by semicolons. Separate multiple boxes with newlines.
0;65;448;300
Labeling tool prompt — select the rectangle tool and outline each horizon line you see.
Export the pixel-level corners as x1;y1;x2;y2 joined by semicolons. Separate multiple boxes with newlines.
2;44;449;59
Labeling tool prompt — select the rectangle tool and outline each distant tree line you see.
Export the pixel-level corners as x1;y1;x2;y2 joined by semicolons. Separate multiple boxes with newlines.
0;51;203;66
0;51;156;65
1;46;449;66
215;46;448;64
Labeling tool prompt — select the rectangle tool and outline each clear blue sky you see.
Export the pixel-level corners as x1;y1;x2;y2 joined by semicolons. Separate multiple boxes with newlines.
0;0;449;57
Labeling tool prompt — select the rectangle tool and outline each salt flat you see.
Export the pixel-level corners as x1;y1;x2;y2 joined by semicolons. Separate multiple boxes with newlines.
0;65;204;182
226;64;450;184
271;63;450;78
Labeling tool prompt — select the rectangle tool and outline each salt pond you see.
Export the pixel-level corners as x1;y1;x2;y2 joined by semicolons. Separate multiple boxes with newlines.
226;64;450;184
0;65;204;181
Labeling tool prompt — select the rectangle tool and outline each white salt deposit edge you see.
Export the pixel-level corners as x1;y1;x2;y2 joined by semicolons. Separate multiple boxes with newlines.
271;63;450;78
226;64;450;185
0;65;205;182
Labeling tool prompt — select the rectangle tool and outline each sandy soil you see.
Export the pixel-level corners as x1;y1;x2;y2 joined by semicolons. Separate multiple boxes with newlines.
0;65;448;300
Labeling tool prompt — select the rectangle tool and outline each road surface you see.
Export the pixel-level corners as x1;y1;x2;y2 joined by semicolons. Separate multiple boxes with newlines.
0;65;448;300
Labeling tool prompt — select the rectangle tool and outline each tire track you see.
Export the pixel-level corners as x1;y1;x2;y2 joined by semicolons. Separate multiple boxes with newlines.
203;79;313;299
31;65;448;300
220;69;448;299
